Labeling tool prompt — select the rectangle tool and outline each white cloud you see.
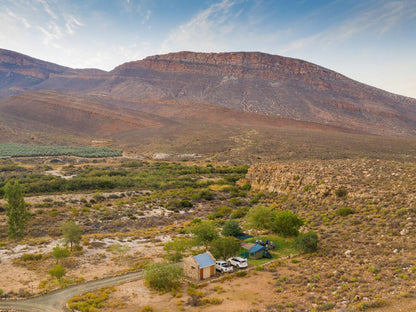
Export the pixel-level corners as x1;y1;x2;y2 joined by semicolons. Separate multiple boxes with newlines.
160;0;240;53
65;15;83;35
6;9;31;28
36;0;58;19
281;1;415;54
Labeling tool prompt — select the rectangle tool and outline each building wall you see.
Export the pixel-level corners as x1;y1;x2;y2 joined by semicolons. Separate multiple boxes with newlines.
183;256;199;280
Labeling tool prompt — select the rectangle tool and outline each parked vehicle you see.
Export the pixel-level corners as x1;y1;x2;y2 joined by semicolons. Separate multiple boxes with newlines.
227;256;248;268
215;261;234;273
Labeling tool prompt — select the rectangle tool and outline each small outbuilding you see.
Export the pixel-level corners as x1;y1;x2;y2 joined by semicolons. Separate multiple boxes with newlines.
248;244;266;260
183;251;216;280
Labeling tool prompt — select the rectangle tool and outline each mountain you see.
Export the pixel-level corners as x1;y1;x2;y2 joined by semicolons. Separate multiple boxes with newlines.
108;52;416;137
1;48;416;160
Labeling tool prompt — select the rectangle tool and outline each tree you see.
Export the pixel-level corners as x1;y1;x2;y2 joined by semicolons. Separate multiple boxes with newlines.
295;231;319;253
144;262;182;293
164;237;192;262
4;181;29;240
222;220;244;237
189;221;219;249
272;210;304;236
48;264;66;282
62;220;82;251
210;237;241;260
245;205;275;230
52;245;69;264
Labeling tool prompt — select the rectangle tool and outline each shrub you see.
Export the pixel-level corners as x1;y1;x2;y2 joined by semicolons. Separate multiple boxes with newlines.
48;264;66;281
201;297;223;305
240;183;251;190
20;253;43;261
245;205;275;230
140;306;155;312
187;287;205;306
222;220;244;237
52;245;69;264
295;231;318;253
166;199;193;212
335;186;348;198
230;206;249;218
192;189;214;201
68;287;115;312
272;210;304;236
336;207;354;216
144;262;182;293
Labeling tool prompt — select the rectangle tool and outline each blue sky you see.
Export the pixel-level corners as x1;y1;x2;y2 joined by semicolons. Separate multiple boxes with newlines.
1;0;415;98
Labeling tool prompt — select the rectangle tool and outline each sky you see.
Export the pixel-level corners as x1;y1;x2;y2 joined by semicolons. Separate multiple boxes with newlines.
1;0;415;98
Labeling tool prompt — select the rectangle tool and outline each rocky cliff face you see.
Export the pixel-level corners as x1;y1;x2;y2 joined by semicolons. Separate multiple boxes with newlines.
243;160;414;201
110;51;416;137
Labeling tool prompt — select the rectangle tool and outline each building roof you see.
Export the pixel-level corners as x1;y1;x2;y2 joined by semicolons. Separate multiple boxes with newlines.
194;252;215;268
248;244;266;254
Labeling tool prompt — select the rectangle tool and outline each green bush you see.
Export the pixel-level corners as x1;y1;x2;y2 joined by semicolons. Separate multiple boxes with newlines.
166;199;193;212
222;220;244;237
245;205;275;230
48;264;66;281
20;253;43;261
273;210;304;236
192;189;214;201
335;186;348;198
144;262;182;293
231;206;249;218
295;231;319;253
336;207;354;216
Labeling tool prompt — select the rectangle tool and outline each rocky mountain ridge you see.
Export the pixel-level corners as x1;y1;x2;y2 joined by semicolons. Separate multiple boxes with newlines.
0;48;416;140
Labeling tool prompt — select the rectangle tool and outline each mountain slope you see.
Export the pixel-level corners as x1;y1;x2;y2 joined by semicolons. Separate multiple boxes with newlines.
108;52;416;137
0;49;415;141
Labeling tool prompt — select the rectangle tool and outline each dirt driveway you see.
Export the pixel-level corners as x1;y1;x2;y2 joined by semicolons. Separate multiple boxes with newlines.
0;271;143;312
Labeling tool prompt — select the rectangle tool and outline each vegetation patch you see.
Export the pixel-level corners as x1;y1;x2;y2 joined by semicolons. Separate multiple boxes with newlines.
67;286;116;312
0;143;122;158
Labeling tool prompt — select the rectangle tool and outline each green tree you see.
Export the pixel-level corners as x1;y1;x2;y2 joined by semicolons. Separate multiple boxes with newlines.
272;210;304;236
164;237;192;262
189;221;219;249
52;245;69;264
221;220;244;237
4;181;29;240
210;237;241;260
245;205;275;230
144;262;182;293
295;231;319;253
48;264;66;282
62;220;82;251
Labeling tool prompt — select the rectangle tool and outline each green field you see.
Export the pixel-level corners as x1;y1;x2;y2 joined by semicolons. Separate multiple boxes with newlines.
0;143;122;158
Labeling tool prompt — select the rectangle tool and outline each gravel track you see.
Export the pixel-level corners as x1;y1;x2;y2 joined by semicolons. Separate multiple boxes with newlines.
0;271;143;312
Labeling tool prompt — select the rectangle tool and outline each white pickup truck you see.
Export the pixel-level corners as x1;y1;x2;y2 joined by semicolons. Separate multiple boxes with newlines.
215;261;234;273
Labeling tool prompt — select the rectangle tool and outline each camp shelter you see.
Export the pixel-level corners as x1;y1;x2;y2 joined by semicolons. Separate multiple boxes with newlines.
248;244;266;259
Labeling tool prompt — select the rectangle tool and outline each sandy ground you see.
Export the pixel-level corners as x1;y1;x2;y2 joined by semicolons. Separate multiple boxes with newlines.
0;236;167;295
108;270;282;312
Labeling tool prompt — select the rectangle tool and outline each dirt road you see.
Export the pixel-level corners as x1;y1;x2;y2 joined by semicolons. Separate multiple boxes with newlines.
0;271;143;312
